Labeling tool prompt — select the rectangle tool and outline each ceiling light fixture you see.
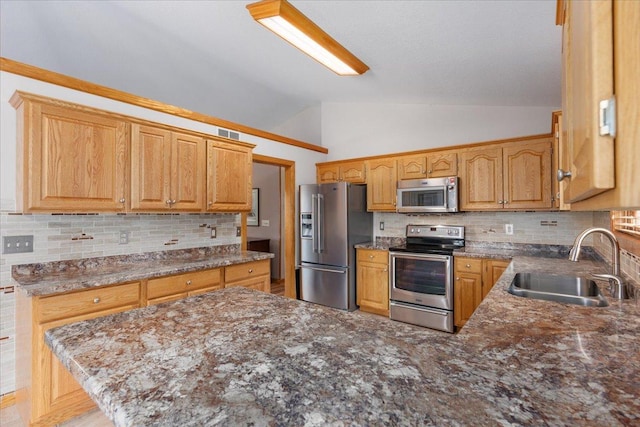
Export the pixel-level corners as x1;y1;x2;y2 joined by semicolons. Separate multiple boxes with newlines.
246;0;369;76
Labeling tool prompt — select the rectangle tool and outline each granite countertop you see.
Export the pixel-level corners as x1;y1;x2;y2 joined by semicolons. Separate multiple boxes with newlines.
12;245;274;297
46;254;640;426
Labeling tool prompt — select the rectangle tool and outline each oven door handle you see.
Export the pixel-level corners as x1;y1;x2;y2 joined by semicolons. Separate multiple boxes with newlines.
390;301;450;316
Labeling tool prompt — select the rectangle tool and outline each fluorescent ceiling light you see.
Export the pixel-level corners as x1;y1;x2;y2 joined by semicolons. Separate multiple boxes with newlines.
246;0;369;76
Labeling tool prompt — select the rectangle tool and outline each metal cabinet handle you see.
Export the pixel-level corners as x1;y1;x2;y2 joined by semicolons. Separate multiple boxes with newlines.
557;169;572;182
248;268;253;273
466;264;471;268
119;198;126;204
503;200;509;204
93;297;100;304
186;280;192;285
383;268;388;272
369;255;375;259
208;201;213;206
171;199;176;204
166;200;172;205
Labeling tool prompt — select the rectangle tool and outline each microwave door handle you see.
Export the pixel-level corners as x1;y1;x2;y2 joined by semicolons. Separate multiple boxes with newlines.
443;186;448;209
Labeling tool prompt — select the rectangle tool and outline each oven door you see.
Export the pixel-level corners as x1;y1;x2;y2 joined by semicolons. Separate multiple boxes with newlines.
389;252;453;310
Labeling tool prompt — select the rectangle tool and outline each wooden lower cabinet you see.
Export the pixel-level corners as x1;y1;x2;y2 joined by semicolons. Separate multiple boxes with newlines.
454;257;509;328
356;248;389;316
16;282;141;426
224;259;271;293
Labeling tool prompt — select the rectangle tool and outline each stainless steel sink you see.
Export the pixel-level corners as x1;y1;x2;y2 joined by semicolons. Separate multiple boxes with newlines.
508;272;609;307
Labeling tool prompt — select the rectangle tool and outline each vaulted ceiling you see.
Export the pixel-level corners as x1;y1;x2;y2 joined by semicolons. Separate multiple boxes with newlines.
0;1;561;136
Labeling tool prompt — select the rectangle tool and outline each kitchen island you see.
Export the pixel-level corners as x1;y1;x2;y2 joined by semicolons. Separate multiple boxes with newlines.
45;255;639;426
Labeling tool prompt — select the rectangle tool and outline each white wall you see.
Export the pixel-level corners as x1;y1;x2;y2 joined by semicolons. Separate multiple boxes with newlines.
271;105;322;146
320;103;555;161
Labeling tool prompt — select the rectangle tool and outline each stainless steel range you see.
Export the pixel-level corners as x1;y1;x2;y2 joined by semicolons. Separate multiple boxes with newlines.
389;225;465;333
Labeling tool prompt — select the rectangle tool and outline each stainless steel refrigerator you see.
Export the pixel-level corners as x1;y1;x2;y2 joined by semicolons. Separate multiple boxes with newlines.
298;182;372;311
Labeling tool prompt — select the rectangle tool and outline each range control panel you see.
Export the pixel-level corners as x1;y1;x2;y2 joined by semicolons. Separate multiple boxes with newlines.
406;225;465;240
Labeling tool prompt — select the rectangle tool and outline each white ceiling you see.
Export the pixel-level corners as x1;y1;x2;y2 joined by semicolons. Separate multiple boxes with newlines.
0;0;561;136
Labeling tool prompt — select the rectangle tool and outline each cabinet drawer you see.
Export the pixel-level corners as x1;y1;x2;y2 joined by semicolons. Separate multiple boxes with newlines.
225;260;270;283
455;258;482;274
38;282;141;323
357;249;389;265
147;269;221;300
224;275;270;292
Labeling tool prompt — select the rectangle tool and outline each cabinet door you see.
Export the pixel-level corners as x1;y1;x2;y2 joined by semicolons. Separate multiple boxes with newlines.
339;161;366;183
356;250;389;317
398;155;427;180
503;140;552;210
454;272;482;328
427;152;457;178
171;132;205;211
366;159;397;211
130;124;172;210
482;259;510;300
458;148;503;210
317;164;340;183
206;139;252;211
562;0;615;202
24;103;128;211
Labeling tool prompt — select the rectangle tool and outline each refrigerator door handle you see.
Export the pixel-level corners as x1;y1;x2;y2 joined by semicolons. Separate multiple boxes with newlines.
298;265;347;274
311;194;318;253
317;194;324;253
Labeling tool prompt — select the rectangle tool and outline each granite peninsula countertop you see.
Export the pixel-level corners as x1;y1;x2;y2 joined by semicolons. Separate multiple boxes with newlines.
12;245;274;297
46;254;640;426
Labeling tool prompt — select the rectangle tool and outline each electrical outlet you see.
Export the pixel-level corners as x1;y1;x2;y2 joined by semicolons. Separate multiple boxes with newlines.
3;235;34;254
210;227;217;238
119;230;129;245
505;224;514;235
379;221;385;231
236;226;242;237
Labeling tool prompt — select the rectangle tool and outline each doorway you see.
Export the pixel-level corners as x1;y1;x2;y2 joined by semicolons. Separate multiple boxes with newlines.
243;154;295;299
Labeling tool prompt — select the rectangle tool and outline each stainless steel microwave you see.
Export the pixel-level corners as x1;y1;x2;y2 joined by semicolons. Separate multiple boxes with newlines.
396;177;459;213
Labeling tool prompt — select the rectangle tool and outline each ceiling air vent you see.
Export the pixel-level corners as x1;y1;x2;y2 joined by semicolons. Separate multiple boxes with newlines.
218;128;240;140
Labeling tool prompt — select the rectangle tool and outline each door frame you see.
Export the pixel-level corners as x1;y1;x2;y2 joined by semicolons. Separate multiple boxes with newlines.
244;154;296;299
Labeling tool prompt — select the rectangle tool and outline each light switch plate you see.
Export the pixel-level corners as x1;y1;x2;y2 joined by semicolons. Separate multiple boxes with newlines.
236;226;242;237
210;227;217;238
3;235;34;254
261;220;270;227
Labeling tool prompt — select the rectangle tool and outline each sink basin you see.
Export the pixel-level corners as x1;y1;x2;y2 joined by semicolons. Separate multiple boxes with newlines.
508;272;609;307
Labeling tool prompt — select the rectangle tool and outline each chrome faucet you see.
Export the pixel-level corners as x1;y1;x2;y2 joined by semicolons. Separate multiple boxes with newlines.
569;227;629;299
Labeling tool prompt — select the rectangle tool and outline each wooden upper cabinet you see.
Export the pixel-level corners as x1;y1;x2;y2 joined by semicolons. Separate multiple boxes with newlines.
206;138;253;211
398;152;458;180
559;0;640;209
398;155;427;180
503;139;552;210
459;147;503;210
171;132;206;210
459;138;552;211
366;158;397;211
11;93;128;212
316;160;366;183
130;124;205;211
560;0;615;203
428;152;458;178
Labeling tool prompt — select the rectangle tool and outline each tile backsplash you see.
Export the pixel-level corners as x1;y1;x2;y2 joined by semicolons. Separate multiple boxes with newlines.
374;211;595;245
0;212;240;396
